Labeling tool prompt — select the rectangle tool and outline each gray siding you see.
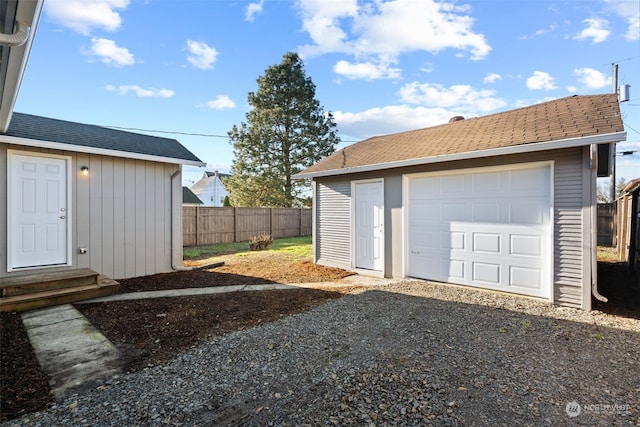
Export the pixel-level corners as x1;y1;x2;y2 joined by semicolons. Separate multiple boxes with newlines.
0;144;178;280
315;180;351;268
312;148;589;308
553;150;586;308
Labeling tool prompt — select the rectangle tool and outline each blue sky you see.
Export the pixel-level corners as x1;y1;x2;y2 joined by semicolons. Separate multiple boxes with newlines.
14;0;640;187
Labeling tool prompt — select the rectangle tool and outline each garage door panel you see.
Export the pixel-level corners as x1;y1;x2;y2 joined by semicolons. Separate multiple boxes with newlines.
472;262;501;284
510;200;545;224
410;252;441;277
410;200;438;222
472;232;501;253
441;203;468;221
510;168;549;192
509;266;543;290
441;231;465;250
510;234;542;257
446;259;466;280
472;203;502;222
442;175;467;193
407;165;551;299
472;171;502;193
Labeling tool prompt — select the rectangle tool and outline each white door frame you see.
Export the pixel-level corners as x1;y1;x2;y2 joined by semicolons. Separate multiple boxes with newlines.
7;150;73;272
402;161;554;300
351;178;385;275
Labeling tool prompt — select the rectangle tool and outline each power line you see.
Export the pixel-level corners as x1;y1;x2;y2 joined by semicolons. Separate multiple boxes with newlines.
104;125;230;138
103;124;361;143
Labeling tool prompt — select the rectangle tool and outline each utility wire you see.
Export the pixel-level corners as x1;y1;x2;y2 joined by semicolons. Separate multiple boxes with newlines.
103;124;360;143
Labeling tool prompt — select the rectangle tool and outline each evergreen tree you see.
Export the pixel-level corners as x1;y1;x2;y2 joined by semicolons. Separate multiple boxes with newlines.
226;52;339;207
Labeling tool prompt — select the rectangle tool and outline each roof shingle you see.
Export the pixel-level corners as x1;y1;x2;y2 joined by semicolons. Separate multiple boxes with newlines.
301;94;624;176
5;112;203;164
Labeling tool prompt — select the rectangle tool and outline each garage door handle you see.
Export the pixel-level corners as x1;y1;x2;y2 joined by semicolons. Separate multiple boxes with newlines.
411;250;420;254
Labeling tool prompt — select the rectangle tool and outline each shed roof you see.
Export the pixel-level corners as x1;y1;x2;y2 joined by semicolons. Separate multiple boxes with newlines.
298;94;625;178
2;112;204;165
182;187;203;204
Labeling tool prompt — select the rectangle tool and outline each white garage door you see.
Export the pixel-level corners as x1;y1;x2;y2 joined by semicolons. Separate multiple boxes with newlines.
406;164;551;299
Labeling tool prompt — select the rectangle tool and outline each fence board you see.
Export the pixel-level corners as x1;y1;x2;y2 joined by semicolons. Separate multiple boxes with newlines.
597;203;616;247
183;206;312;246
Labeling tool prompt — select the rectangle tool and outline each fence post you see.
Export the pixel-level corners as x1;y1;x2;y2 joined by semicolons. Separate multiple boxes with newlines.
269;208;274;236
195;206;199;246
234;207;238;243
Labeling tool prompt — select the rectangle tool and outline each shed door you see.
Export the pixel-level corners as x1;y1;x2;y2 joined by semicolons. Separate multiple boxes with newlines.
354;180;384;271
406;165;551;299
8;153;70;270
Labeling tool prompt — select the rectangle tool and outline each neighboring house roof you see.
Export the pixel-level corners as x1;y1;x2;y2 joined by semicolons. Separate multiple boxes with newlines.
1;112;205;166
182;187;203;205
296;94;625;178
205;171;231;178
190;171;228;195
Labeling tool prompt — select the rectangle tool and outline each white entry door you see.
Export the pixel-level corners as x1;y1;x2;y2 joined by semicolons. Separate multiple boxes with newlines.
8;152;70;270
354;180;384;271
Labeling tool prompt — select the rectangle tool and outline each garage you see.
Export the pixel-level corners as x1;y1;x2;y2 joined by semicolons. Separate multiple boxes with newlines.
405;163;552;299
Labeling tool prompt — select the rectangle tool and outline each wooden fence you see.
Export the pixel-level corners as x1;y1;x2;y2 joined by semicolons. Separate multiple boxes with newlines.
597;203;616;247
183;207;312;246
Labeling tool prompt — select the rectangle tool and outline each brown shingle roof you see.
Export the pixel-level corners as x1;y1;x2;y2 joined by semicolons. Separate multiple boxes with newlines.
300;94;624;176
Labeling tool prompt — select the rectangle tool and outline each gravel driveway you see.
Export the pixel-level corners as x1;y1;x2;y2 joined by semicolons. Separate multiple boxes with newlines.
5;281;639;426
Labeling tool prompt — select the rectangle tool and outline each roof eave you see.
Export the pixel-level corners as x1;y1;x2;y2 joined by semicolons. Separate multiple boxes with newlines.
0;134;206;166
0;0;44;133
293;131;627;179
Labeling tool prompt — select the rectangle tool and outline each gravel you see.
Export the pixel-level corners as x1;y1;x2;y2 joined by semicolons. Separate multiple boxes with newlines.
4;281;639;426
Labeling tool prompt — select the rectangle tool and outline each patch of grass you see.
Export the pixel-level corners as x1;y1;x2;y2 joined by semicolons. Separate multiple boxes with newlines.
184;235;312;259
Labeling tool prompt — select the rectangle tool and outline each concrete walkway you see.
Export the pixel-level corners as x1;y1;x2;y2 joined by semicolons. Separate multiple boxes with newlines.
21;304;122;398
21;275;397;400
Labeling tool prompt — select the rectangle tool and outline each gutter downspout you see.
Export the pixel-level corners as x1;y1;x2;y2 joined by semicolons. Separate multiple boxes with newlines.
0;21;30;47
171;167;191;272
590;144;608;303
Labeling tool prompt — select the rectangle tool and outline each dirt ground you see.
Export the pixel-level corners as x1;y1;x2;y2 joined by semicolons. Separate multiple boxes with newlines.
1;253;638;422
0;253;353;422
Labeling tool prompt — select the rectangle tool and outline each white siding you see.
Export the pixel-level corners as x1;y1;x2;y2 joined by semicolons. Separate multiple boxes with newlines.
316;180;351;268
0;144;179;280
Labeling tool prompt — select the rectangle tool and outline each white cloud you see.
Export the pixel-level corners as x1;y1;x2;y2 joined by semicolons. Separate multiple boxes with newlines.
186;40;219;70
483;72;502;84
206;95;237;110
399;82;506;113
333;59;401;80
45;0;129;35
420;62;434;73
526;71;557;90
85;38;135;66
574;18;610;44
296;0;491;80
604;0;639;40
567;86;578;93
535;23;558;36
246;0;264;22
334;105;462;139
105;85;174;98
573;67;612;89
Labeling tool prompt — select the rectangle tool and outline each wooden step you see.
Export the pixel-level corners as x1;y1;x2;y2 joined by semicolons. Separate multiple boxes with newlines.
0;268;99;297
0;279;119;313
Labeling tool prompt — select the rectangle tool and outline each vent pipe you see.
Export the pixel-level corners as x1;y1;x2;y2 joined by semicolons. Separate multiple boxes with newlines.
448;116;465;123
